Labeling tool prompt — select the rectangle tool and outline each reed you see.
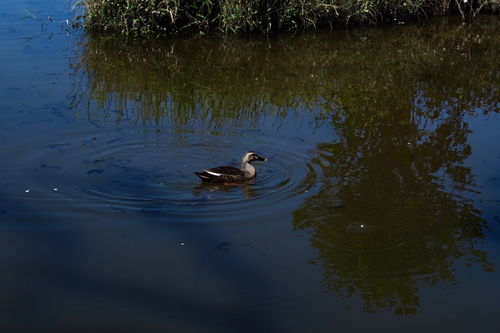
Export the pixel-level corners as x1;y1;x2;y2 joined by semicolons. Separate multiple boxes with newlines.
80;0;499;36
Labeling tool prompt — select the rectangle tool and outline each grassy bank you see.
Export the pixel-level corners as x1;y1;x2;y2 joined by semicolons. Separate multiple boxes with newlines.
81;0;499;36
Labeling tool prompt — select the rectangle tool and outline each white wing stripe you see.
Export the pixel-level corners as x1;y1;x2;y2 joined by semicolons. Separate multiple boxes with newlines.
204;170;222;176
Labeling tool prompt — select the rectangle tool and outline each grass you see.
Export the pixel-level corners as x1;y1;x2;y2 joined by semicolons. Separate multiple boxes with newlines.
79;0;500;36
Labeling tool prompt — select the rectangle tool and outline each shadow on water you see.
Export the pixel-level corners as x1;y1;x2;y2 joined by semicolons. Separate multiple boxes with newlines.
66;16;500;316
0;194;278;331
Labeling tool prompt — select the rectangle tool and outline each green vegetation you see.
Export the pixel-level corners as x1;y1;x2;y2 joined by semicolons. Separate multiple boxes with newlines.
80;0;500;36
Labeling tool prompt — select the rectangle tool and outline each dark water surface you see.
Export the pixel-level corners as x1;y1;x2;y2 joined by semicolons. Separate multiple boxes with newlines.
1;1;500;331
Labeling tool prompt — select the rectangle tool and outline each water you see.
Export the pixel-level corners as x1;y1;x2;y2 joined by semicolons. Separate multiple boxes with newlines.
1;1;499;331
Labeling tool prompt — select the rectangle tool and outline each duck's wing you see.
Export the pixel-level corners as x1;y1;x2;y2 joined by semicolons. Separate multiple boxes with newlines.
207;166;245;175
195;166;245;183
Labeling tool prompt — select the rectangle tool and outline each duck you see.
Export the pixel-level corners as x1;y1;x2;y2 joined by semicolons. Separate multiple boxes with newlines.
195;151;267;183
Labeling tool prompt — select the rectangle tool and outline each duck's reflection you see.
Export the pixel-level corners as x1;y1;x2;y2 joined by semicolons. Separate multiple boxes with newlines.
192;181;256;199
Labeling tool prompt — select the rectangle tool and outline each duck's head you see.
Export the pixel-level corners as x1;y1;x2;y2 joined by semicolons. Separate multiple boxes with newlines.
242;151;267;164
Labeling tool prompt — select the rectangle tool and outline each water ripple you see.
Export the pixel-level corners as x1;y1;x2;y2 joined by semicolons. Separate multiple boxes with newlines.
19;129;323;223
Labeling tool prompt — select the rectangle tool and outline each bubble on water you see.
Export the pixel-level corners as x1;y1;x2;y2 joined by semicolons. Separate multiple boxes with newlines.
345;222;372;233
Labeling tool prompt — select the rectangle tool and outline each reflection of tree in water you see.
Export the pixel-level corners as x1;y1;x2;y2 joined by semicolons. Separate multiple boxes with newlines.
293;25;498;313
294;111;492;315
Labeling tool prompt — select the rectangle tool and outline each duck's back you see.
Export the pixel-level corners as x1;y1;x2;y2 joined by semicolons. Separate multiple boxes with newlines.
195;165;246;183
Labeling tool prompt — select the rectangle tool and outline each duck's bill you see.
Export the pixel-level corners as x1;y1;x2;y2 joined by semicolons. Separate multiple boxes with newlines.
258;156;268;162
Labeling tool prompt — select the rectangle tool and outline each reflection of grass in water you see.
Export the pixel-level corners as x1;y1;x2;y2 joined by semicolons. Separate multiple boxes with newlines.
21;9;37;20
18;8;71;41
75;16;498;131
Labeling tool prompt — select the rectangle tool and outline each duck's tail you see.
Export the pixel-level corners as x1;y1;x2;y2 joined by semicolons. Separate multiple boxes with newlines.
194;171;214;182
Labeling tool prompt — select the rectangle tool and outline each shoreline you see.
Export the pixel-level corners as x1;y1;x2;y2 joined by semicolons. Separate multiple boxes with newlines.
80;0;499;37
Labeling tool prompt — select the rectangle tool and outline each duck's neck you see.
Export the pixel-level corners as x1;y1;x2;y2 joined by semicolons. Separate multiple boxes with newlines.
241;161;256;178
